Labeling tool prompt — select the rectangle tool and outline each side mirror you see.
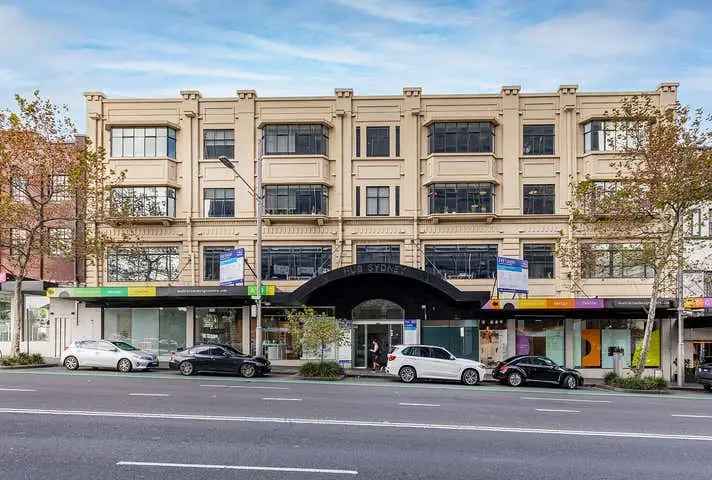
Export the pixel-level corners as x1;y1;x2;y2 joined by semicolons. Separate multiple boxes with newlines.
111;348;119;352
450;356;456;361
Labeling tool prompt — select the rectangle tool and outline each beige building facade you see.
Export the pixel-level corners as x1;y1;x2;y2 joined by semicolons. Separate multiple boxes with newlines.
49;83;684;379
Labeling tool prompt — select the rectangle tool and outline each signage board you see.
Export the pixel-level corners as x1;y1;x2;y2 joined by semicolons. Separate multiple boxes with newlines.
220;248;245;286
404;319;418;331
496;256;528;294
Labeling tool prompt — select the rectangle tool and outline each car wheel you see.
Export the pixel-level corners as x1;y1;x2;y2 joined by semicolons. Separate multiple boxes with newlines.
179;361;194;376
117;358;132;373
507;371;523;387
240;363;256;378
562;374;578;390
704;384;712;392
399;366;417;383
63;356;79;371
461;368;480;386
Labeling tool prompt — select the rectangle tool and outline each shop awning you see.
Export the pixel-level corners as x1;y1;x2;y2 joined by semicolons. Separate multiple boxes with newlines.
482;297;675;312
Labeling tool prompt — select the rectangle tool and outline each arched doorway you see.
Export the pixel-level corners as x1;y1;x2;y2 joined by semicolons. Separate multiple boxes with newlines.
351;299;405;368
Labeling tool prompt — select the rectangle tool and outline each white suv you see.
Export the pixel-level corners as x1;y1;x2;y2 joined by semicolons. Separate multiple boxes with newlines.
385;345;486;385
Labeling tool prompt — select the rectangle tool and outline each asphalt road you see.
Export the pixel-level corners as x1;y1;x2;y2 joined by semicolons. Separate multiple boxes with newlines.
1;368;711;479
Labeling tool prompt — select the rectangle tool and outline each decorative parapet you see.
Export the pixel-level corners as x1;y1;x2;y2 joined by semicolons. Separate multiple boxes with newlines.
558;84;578;95
83;91;106;102
657;82;679;94
237;89;257;100
403;87;422;97
335;88;353;98
180;90;201;101
500;85;521;96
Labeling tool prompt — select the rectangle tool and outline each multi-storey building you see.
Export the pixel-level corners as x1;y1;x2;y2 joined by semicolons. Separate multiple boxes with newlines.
47;82;697;380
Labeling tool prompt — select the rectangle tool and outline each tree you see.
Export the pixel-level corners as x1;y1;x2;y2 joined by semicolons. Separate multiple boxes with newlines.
557;96;712;376
287;307;348;363
0;92;132;355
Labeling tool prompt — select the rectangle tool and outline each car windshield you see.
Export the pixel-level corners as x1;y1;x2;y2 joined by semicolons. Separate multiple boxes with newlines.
222;345;246;357
110;341;140;351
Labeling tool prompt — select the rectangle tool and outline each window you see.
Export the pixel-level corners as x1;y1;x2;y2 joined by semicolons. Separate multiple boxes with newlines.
355;186;361;216
705;272;712;297
50;175;70;201
24;295;49;342
355;127;361;157
203;247;232;281
263;124;328;156
573;318;661;369
395;126;400;157
264;184;328;215
10;229;27;254
48;227;72;257
111;127;177;159
203;129;234;159
688;209;703;237
430;347;452;360
111;187;176;217
584;120;639;152
523;125;554;155
516;318;565;365
104;307;186;357
204;188;235;218
395;186;400;216
11;178;27;201
0;300;10;342
367;127;390;157
523;184;555;214
356;245;400;264
428;183;495;214
425;245;498;279
427;122;494;154
107;247;180;282
262;246;331;280
523;244;554;279
195;307;243;353
581;243;653;278
366;186;390;216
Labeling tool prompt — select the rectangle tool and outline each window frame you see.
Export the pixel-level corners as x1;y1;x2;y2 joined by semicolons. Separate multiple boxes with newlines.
110;127;177;160
263;184;328;216
261;246;332;280
111;186;177;218
424;244;498;279
584;120;639;153
523;243;554;279
203;129;235;159
581;243;654;279
366;126;390;157
203;188;235;218
522;184;555;215
107;247;180;282
262;124;329;156
427;122;494;154
522;124;555;156
48;227;73;257
427;183;495;214
356;245;400;264
366;186;390;216
203;246;233;281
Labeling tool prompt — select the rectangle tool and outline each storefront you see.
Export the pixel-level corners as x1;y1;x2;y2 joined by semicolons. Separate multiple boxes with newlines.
0;281;55;358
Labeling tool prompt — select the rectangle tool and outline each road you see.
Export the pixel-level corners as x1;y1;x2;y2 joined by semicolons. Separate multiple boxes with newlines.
1;368;711;479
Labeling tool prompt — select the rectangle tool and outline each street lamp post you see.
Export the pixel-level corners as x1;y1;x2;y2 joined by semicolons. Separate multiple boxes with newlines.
218;149;264;357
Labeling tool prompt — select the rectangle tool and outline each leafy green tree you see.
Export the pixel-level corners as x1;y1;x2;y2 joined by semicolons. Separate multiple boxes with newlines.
287;307;348;363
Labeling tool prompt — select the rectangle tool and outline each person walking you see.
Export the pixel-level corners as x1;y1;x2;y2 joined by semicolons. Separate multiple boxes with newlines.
369;338;381;371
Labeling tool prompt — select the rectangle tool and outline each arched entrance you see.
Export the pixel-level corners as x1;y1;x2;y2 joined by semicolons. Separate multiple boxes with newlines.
351;299;404;368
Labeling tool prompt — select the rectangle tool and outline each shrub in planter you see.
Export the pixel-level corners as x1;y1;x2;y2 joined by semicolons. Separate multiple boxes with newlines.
1;352;44;366
299;361;344;379
603;371;618;385
604;373;667;390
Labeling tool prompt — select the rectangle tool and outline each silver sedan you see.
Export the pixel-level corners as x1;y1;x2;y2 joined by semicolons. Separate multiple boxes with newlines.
61;340;158;372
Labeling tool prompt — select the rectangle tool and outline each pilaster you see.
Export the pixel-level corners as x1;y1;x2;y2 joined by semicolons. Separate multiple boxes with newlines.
500;85;521;215
558;84;578;215
236;89;258;219
656;82;679;111
402;87;422;220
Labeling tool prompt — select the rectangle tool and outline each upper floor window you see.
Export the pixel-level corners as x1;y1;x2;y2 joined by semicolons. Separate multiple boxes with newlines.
425;244;498;279
262;246;331;280
107;247;180;282
523;244;554;279
428;183;494;214
263;124;328;156
111;186;177;217
427;122;494;154
204;188;234;218
204;129;234;159
584;120;639;153
366;186;390;216
687;209;703;237
203;246;232;281
48;227;72;257
581;243;653;279
11;178;27;201
10;229;27;254
50;175;70;202
367;127;390;157
523;125;554;155
356;245;400;264
523;184;555;214
111;127;177;159
264;184;328;215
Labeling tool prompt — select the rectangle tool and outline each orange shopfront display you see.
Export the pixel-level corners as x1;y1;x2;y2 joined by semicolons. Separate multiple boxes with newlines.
580;328;602;367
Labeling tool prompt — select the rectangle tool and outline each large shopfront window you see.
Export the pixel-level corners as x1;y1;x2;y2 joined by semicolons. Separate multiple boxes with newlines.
195;308;243;353
262;246;332;280
479;319;508;367
422;320;478;360
0;298;9;342
516;318;565;365
573;318;660;369
425;244;498;279
262;307;338;362
24;295;49;342
104;308;187;357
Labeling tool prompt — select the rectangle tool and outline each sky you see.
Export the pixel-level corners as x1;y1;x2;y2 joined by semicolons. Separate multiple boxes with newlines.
2;0;711;131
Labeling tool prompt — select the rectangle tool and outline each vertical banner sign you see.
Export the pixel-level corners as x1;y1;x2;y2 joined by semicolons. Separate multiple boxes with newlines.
220;248;245;286
496;256;528;294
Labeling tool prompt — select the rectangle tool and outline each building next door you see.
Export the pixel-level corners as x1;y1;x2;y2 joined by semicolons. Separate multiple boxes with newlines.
351;299;404;369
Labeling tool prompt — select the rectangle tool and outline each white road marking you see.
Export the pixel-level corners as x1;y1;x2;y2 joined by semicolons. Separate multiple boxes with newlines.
201;384;289;390
522;397;611;404
672;414;712;419
128;393;170;397
2;407;712;442
0;388;36;392
535;409;581;413
262;397;302;401
399;402;440;407
117;461;357;475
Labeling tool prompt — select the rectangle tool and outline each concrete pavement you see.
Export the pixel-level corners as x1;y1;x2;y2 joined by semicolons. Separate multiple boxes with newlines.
1;367;711;479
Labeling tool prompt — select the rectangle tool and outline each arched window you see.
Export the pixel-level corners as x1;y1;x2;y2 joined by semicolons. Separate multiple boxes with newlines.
351;299;404;321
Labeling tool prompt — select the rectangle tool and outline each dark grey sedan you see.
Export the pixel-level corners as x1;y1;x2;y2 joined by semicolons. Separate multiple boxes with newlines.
695;362;712;392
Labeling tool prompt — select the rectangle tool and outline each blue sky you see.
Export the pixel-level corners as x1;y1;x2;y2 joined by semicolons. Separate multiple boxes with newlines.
2;0;711;131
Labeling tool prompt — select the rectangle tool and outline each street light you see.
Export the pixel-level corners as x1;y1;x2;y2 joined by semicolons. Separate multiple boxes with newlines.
218;153;264;357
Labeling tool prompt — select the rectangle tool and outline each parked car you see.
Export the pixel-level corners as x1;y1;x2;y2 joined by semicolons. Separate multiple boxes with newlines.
62;340;158;372
695;362;712;392
385;345;487;385
492;355;583;389
169;343;271;377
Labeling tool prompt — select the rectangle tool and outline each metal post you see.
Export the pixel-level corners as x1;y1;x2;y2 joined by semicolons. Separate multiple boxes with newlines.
677;209;685;387
254;139;263;358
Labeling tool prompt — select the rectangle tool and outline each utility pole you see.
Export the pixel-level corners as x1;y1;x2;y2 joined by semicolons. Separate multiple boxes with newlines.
677;208;685;387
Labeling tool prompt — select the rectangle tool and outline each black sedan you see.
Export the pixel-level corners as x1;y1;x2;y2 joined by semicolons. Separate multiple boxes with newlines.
492;355;583;389
169;344;271;377
695;362;712;392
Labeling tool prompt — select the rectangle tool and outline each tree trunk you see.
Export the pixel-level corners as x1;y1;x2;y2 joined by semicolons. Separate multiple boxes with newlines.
633;276;660;376
320;341;325;364
11;279;23;355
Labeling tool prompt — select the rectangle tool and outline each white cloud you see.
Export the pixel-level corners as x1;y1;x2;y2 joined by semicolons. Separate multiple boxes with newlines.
94;60;286;82
330;0;481;26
